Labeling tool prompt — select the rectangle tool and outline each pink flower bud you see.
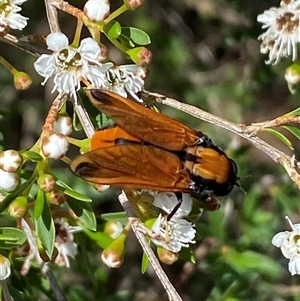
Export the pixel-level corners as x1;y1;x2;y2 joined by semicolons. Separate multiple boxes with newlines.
101;249;123;268
14;71;33;90
127;47;152;66
42;133;69;160
0;149;23;172
8;196;28;218
124;0;144;10
101;233;126;268
157;247;179;265
12;241;30;257
0;169;19;192
54;115;73;136
37;174;56;192
84;0;110;21
46;189;68;206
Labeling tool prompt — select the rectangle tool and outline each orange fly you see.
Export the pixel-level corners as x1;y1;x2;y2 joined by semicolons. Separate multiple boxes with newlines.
71;89;238;213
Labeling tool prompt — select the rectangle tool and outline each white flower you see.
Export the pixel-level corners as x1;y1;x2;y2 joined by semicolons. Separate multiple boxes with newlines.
0;0;28;32
0;149;23;172
42;133;69;160
84;0;110;21
272;216;300;276
0;254;11;280
0;168;19;192
54;218;81;268
34;32;113;98
54;115;73;136
153;192;193;218
151;193;196;252
257;0;300;64
103;64;145;97
152;214;196;253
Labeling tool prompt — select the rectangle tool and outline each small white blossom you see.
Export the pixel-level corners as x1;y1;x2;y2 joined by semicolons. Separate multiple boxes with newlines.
257;0;300;64
103;64;145;97
0;254;11;280
272;216;300;276
153;192;193;218
0;149;23;172
54;115;73;136
42;133;69;160
0;168;19;192
84;0;110;22
152;214;196;253
0;0;28;32
34;32;113;98
54;218;81;268
151;193;196;252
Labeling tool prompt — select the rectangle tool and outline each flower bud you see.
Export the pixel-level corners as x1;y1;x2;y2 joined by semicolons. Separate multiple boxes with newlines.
46;189;68;206
14;71;33;90
37;174;56;192
101;233;126;268
42;133;69;160
0;149;23;172
285;63;300;85
0;169;19;192
104;220;123;239
12;241;30;257
39;246;59;262
124;0;144;10
0;254;11;280
54;115;73;136
157;246;179;265
84;0;110;21
127;47;152;66
8;196;28;218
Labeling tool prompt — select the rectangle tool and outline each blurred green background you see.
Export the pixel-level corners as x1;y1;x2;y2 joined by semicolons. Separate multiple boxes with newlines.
0;0;299;300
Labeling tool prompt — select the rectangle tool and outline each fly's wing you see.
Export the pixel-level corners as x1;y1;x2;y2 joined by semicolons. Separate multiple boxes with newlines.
86;89;202;151
70;144;193;192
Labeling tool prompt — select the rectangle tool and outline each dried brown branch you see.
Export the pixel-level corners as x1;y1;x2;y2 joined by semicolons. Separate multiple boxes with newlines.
142;90;300;190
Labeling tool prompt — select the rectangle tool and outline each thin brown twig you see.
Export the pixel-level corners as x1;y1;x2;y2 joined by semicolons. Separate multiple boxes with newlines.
142;90;300;189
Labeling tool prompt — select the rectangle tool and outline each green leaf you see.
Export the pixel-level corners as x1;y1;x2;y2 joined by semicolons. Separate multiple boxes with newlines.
67;198;96;231
34;189;55;258
222;249;282;279
179;247;195;263
83;228;113;249
56;180;93;202
284;106;300;117
282;125;300;140
141;249;149;274
104;20;122;40
21;150;43;162
0;227;27;249
121;27;151;45
263;128;294;150
101;212;128;224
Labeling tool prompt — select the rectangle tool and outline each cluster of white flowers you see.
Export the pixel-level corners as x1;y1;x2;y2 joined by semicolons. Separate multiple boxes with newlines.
272;216;300;276
257;0;300;64
0;0;28;33
0;149;22;192
34;32;145;101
